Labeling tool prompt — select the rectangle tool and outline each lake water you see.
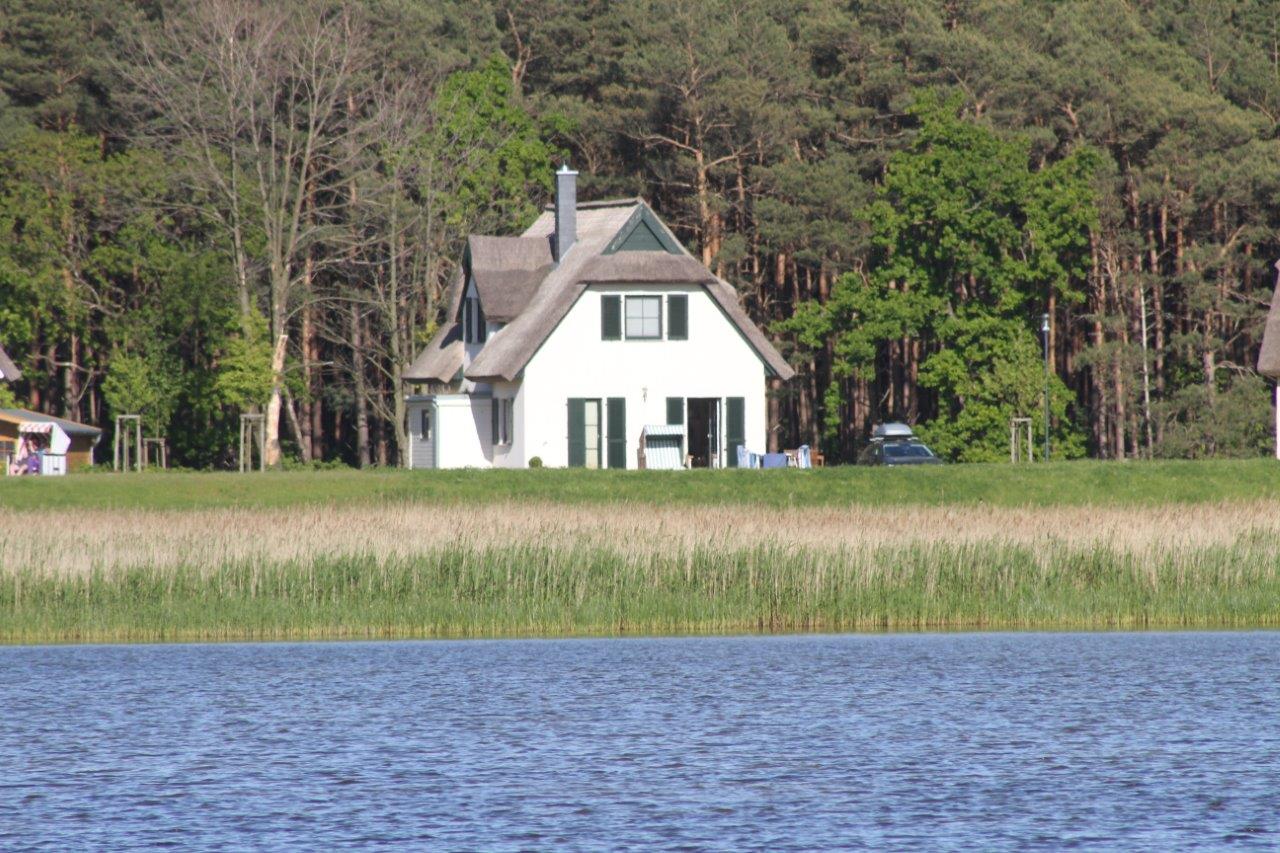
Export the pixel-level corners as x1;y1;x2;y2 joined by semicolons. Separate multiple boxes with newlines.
1;632;1276;850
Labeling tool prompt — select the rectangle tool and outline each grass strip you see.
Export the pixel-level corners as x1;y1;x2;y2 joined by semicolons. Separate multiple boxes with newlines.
5;458;1280;511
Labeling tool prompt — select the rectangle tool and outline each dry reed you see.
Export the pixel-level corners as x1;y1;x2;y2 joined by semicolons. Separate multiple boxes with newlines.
2;500;1278;642
4;500;1278;576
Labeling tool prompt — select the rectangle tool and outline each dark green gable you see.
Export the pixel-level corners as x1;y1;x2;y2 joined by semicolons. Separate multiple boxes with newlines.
602;206;684;255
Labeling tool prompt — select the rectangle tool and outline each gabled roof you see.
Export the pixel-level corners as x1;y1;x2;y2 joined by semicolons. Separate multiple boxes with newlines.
1257;261;1280;377
0;342;19;382
405;197;795;384
0;408;101;437
466;235;554;322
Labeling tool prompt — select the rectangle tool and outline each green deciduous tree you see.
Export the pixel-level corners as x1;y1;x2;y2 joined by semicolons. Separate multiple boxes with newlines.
783;94;1096;460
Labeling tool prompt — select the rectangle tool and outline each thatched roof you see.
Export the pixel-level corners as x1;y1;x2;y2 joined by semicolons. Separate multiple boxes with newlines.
1257;261;1280;377
0;342;19;382
403;271;465;383
467;235;554;322
406;197;796;384
577;252;717;284
465;200;640;382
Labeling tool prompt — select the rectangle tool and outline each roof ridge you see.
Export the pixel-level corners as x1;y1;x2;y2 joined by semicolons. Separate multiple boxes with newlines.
540;197;644;211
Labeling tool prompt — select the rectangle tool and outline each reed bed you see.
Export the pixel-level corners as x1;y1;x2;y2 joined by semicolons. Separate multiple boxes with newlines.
2;501;1279;642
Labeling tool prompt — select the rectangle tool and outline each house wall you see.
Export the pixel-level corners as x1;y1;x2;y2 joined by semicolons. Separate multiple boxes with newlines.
517;283;768;469
491;380;523;467
433;393;492;469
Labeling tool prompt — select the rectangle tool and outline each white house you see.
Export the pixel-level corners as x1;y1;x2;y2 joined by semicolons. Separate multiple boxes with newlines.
402;167;795;469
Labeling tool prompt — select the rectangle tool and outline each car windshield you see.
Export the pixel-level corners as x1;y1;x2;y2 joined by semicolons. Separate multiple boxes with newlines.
883;443;934;459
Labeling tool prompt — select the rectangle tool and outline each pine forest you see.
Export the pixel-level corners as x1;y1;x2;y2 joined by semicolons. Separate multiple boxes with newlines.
2;0;1279;467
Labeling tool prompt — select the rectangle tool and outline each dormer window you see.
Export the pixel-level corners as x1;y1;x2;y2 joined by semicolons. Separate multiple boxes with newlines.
463;290;487;344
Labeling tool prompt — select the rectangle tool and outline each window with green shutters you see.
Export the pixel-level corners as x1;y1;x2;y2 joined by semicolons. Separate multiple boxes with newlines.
600;294;621;340
625;295;662;339
666;397;684;425
607;397;626;469
667;294;688;340
725;397;745;467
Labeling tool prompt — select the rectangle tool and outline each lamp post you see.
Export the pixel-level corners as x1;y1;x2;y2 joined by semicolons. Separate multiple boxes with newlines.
1041;313;1051;463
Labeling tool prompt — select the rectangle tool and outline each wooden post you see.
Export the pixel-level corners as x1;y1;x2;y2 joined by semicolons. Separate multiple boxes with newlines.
239;414;267;472
114;415;143;472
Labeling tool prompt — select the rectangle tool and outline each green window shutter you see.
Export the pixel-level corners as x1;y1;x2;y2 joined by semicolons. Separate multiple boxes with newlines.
726;397;745;468
601;295;621;340
667;294;688;340
476;298;487;342
607;397;626;469
666;397;684;425
491;399;500;446
567;398;586;467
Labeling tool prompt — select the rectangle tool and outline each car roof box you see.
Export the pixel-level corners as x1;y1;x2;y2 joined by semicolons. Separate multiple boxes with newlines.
872;422;914;439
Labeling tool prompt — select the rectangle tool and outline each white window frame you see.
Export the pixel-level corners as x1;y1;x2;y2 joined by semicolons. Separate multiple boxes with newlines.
625;295;663;340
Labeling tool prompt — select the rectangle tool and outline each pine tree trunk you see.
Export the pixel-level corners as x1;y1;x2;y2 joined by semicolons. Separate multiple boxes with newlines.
352;303;370;468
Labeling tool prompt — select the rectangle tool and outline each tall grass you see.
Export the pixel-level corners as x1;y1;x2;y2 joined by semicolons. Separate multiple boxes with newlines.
2;541;1278;643
2;501;1278;642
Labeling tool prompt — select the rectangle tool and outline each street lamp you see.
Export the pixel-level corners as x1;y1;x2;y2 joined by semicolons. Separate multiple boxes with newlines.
1041;313;1051;462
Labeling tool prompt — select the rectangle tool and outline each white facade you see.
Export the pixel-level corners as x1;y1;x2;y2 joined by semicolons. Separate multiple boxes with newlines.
520;284;766;468
406;282;767;470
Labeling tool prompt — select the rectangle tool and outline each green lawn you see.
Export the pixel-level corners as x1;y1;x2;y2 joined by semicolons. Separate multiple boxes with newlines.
1;457;1278;510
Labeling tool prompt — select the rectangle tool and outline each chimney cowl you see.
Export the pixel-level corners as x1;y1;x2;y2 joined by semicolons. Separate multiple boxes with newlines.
554;164;577;262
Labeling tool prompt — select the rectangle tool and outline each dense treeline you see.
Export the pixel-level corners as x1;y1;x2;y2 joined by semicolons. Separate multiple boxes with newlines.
1;0;1277;467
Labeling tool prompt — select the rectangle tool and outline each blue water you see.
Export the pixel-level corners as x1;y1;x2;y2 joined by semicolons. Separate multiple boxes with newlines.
1;633;1277;850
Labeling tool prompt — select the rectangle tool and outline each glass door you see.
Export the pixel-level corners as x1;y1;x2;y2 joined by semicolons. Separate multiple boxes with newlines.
583;400;601;469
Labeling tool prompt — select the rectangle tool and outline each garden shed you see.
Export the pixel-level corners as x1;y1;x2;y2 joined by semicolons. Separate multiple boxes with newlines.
0;409;102;475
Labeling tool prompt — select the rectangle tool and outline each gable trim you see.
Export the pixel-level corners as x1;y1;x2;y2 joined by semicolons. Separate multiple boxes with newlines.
601;206;684;255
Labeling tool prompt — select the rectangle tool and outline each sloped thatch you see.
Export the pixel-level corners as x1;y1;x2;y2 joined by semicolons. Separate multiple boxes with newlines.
467;235;554;322
463;201;639;382
403;271;465;383
1256;261;1280;377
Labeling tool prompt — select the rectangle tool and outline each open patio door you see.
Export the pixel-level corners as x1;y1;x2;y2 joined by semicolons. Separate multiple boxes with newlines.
686;398;720;468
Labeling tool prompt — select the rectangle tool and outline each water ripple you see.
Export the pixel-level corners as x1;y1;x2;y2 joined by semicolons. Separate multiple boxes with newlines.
0;632;1277;850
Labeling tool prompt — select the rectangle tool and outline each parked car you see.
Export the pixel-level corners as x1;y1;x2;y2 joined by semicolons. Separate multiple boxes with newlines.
857;422;944;466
